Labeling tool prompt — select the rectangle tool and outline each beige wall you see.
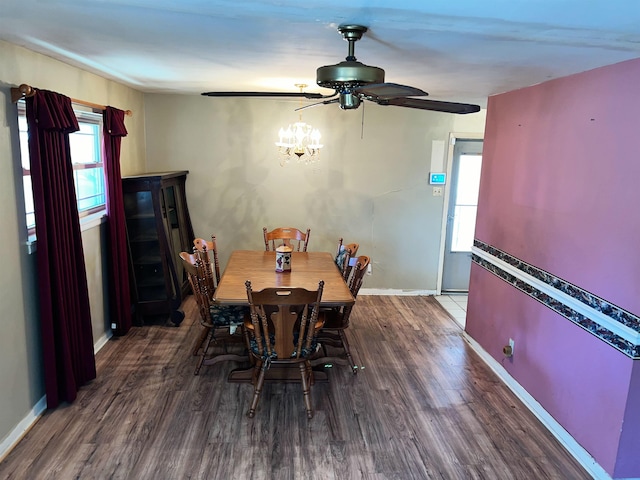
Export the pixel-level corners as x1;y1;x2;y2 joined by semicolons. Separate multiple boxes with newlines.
0;40;145;453
144;94;486;289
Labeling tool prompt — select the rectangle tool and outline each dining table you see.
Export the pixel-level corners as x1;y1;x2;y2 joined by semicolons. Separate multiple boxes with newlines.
213;250;355;383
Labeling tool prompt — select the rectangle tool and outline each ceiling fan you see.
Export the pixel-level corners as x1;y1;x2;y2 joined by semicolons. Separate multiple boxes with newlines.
202;25;481;115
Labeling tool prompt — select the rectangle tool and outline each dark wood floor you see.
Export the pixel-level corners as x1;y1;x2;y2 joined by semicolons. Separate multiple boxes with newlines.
0;296;591;479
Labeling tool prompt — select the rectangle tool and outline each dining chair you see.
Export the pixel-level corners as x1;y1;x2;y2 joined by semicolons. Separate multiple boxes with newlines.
190;236;221;356
180;251;249;375
193;235;221;296
335;238;359;280
244;280;324;419
314;255;370;374
263;226;310;252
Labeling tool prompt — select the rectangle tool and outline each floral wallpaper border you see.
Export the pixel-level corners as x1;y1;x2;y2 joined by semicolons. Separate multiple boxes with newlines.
472;239;640;359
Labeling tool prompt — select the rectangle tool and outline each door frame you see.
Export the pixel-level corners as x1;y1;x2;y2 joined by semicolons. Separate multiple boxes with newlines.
436;132;484;295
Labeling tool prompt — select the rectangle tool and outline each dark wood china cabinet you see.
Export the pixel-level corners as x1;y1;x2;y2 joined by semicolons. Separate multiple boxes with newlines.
122;171;194;325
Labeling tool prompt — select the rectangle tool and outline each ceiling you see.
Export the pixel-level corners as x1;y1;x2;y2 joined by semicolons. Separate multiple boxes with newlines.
2;0;640;108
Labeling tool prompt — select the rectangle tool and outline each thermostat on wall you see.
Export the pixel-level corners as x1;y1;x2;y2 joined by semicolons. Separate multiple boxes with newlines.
429;172;447;185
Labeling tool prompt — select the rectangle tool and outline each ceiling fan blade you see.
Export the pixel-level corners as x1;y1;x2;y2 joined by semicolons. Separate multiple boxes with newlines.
354;83;428;99
201;91;328;99
295;97;340;111
376;97;481;114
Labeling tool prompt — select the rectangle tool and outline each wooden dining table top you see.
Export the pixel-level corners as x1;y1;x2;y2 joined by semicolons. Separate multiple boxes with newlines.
214;250;355;307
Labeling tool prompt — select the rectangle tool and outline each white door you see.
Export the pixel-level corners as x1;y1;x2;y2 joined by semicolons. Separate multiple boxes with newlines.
442;139;483;292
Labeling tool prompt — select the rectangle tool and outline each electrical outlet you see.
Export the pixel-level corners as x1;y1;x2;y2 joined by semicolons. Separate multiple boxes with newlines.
432;186;443;196
503;338;515;357
366;264;372;275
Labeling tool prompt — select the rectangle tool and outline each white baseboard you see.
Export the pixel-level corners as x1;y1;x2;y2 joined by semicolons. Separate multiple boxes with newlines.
463;333;614;480
93;330;113;354
359;288;437;296
0;395;46;463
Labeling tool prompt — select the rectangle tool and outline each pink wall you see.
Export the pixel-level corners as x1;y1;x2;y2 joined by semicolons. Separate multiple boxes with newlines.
477;59;640;314
468;57;640;477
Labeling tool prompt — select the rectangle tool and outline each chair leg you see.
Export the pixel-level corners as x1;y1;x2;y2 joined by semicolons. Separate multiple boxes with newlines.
192;326;209;356
193;328;214;376
339;330;358;374
299;361;314;419
248;360;267;418
242;326;255;365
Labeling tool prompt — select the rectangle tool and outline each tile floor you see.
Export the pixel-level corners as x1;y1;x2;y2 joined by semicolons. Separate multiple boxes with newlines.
434;293;468;329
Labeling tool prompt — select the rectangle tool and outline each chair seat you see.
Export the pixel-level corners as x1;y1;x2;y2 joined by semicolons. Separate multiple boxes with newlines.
209;305;249;327
335;248;349;269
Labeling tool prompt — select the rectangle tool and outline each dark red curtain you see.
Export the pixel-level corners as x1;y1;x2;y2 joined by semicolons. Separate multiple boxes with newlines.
103;107;131;335
26;89;96;409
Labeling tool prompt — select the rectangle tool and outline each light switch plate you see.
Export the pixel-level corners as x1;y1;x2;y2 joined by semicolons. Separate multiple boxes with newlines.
432;187;443;196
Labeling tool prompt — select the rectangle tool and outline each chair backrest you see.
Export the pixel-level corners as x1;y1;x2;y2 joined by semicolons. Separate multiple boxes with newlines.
335;238;360;280
347;255;370;298
245;280;324;360
193;235;221;289
338;255;370;329
263;227;310;252
180;251;214;327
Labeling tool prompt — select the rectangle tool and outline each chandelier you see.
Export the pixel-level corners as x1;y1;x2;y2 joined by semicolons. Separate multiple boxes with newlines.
276;84;323;166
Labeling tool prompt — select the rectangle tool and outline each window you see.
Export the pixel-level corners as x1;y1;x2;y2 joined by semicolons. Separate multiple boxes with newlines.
450;154;482;252
18;102;106;234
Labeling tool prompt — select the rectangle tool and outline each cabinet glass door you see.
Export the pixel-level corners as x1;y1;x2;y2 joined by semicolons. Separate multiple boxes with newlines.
124;191;166;301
